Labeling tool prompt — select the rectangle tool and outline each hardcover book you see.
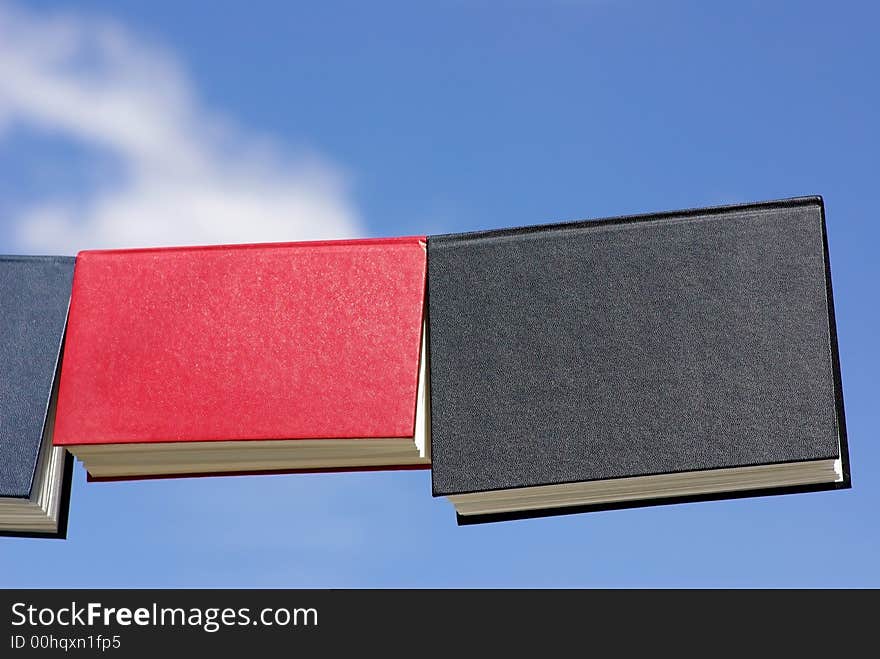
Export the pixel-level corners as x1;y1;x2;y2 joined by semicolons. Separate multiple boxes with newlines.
428;197;849;524
54;237;430;479
1;256;75;538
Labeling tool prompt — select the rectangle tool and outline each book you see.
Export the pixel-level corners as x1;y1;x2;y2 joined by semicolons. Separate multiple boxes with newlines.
53;237;430;479
1;256;75;539
428;197;849;524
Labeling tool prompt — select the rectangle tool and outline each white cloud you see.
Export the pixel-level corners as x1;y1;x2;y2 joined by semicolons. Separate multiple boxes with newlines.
0;3;362;252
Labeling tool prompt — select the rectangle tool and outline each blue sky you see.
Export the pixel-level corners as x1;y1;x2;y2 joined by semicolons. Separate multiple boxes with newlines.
1;0;878;586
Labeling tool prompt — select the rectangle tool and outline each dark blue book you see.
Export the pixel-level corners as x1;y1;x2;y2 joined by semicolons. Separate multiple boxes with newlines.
1;256;75;538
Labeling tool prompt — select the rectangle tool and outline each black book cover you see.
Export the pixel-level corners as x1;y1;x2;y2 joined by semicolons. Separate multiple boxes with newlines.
0;255;76;539
427;197;848;524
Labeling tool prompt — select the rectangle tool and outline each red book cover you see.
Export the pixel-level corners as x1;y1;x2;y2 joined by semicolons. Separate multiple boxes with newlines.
54;237;428;478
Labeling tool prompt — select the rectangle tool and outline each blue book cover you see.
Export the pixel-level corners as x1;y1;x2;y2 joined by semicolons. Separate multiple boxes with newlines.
0;255;75;538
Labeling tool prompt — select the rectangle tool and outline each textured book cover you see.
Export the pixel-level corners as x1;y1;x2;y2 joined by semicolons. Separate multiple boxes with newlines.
428;197;848;524
54;237;429;479
0;256;75;539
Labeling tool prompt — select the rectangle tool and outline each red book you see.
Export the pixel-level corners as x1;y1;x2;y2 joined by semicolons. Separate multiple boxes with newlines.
53;237;430;480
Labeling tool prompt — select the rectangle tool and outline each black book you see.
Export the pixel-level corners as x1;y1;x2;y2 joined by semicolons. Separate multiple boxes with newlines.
0;256;75;538
427;197;849;524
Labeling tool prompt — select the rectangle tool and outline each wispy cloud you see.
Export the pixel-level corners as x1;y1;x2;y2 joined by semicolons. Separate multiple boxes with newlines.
0;3;362;252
